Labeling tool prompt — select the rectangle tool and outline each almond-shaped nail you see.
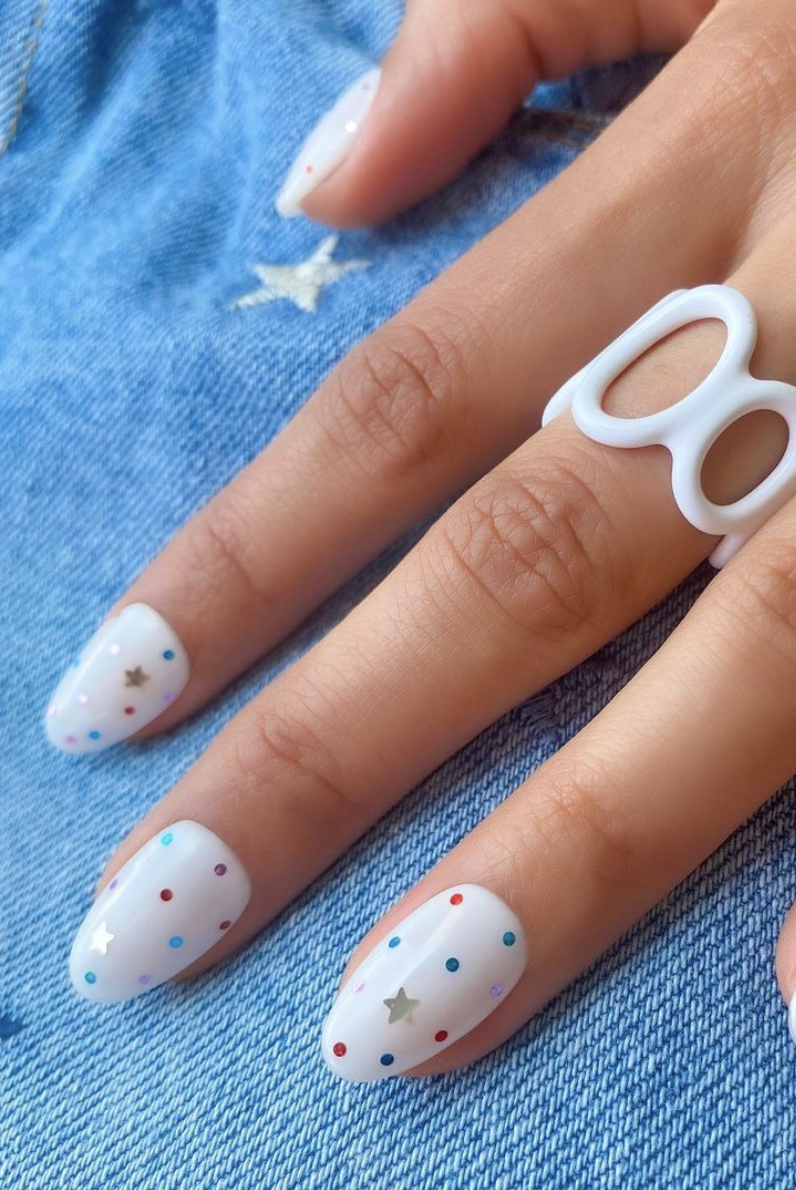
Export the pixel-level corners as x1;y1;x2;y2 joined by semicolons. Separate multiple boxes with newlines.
275;66;381;218
321;884;528;1082
45;602;190;753
69;821;251;1003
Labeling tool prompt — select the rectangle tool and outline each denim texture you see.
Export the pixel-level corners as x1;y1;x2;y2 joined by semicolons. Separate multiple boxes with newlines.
1;1;794;1187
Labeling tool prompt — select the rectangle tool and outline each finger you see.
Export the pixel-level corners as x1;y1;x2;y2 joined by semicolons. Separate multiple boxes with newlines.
278;0;714;228
68;189;796;1003
776;903;796;1043
47;12;773;752
320;271;796;1082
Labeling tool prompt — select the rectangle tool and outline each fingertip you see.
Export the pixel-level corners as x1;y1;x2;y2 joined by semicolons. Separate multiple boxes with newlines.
773;896;796;1046
273;0;543;229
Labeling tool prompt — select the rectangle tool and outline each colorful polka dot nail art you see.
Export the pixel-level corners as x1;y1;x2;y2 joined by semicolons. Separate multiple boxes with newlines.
321;885;528;1083
69;821;252;1003
275;67;381;219
44;603;190;754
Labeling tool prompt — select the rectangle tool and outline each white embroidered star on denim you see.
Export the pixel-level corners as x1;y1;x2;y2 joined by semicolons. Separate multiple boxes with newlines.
231;235;371;313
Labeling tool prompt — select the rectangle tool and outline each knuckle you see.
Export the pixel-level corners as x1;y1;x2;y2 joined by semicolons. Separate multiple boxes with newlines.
540;758;647;894
437;454;617;639
730;537;796;666
186;495;274;611
248;691;361;832
693;16;796;145
312;317;469;483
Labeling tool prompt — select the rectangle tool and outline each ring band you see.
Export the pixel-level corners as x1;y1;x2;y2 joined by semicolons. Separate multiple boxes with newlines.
541;284;796;568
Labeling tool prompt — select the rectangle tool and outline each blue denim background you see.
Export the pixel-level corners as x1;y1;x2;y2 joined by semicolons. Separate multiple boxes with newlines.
2;1;795;1186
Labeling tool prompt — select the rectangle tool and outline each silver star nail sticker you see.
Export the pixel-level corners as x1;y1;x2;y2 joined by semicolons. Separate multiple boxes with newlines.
383;986;421;1025
230;235;371;314
89;921;115;956
125;666;150;688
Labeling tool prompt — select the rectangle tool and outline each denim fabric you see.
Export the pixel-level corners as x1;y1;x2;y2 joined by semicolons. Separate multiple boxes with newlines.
1;2;793;1187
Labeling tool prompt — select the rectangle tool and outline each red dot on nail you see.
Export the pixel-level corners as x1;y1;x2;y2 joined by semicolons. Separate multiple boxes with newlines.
333;1042;347;1057
160;889;173;902
305;164;313;174
124;706;136;715
450;893;463;905
435;1030;448;1043
219;920;232;930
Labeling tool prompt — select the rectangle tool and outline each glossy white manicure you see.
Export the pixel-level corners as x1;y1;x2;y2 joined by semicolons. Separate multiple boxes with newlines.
45;602;190;753
788;992;796;1044
69;821;251;1003
275;67;381;218
321;884;528;1082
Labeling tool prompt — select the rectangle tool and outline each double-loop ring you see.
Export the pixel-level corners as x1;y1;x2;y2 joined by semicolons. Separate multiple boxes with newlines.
541;284;796;567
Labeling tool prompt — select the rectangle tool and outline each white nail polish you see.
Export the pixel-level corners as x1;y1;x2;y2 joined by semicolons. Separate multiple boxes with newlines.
788;992;796;1044
275;66;381;218
45;602;190;754
321;884;528;1082
69;821;251;1003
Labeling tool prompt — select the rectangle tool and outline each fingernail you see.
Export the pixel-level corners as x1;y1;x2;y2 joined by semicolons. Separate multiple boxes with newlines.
321;884;528;1082
45;602;190;754
69;821;251;1003
275;66;381;218
788;992;796;1044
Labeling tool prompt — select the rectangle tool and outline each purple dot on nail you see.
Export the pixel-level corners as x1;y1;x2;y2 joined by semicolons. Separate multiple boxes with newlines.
353;981;365;994
65;735;77;745
214;863;227;876
163;692;176;704
137;975;151;986
109;879;118;892
490;984;503;998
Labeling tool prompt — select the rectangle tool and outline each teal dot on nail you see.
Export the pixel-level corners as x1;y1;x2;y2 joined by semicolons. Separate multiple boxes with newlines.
163;649;175;661
445;957;460;972
88;730;101;740
169;936;183;949
161;833;173;845
380;1053;394;1067
388;936;400;949
84;971;97;985
502;931;516;947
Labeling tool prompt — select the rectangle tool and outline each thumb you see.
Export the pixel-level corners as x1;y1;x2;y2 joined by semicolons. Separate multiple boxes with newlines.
274;0;715;228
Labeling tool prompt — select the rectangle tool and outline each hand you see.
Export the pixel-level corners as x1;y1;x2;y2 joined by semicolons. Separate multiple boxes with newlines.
52;0;796;1080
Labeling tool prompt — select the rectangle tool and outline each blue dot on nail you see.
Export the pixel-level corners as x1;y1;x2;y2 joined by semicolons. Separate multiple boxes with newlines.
503;931;516;947
161;833;173;846
169;936;183;949
380;1053;395;1067
445;957;460;972
88;730;101;740
388;936;400;949
84;971;97;985
163;649;175;661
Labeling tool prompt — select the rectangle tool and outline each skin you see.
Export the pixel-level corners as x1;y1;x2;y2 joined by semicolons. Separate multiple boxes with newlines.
86;0;796;1071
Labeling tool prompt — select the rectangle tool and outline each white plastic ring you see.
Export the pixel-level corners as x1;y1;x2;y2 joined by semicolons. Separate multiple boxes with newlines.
541;284;796;568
